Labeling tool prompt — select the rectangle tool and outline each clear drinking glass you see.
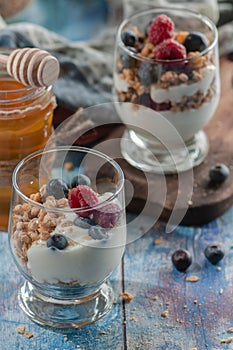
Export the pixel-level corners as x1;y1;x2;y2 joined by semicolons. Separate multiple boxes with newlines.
113;8;220;173
8;146;126;328
123;0;219;23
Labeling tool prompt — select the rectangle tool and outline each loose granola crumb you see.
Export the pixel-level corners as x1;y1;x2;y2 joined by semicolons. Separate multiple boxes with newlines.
17;325;26;334
120;291;134;303
130;317;137;322
24;331;33;339
228;328;233;333
219;288;223;295
220;337;233;344
186;275;199;282
153;238;163;245
99;331;108;335
161;310;168;318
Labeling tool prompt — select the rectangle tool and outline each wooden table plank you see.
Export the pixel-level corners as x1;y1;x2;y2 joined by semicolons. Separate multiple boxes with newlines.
1;208;233;349
123;210;233;350
0;233;125;350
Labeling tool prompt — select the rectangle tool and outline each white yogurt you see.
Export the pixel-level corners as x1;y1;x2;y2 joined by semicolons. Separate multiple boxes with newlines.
150;65;216;103
26;195;126;285
115;63;219;142
115;92;219;143
161;96;219;141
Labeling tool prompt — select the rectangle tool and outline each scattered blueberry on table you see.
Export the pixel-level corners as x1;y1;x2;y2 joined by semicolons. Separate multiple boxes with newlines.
204;243;225;265
209;163;230;184
171;249;192;272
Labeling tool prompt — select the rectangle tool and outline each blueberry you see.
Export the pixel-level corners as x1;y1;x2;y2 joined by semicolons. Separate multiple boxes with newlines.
121;30;138;47
183;32;208;53
204;243;225;265
74;216;94;229
46;178;69;199
70;174;91;188
171;249;192;272
209;164;230;184
120;47;137;68
46;234;68;250
88;225;109;240
138;62;158;86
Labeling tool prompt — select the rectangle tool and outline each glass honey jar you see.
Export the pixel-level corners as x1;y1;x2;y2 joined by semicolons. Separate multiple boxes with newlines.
0;48;57;231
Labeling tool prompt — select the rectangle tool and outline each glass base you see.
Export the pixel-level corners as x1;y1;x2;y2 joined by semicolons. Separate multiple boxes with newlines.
121;129;209;174
18;281;114;328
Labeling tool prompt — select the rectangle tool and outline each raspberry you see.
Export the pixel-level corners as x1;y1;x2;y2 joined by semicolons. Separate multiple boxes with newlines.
68;185;98;217
93;203;121;229
148;14;174;45
154;39;186;60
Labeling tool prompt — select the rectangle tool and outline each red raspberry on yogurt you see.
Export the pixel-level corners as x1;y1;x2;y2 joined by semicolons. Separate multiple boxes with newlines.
154;39;187;60
68;185;98;217
148;14;174;45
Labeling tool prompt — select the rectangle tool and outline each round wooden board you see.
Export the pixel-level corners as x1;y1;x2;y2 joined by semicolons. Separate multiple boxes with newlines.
101;56;233;226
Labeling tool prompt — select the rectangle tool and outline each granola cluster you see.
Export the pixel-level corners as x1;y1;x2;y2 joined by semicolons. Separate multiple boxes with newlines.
12;189;68;265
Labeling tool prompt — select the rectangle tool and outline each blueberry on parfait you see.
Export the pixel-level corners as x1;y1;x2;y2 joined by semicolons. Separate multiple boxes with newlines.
183;32;208;53
46;234;68;250
70;174;91;188
121;29;138;47
46;178;69;199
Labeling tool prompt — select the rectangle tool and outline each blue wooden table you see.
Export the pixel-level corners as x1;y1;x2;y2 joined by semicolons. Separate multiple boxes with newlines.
1;207;233;350
1;1;233;349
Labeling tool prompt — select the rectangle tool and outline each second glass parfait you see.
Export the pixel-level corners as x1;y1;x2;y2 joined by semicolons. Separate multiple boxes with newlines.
8;146;126;328
113;8;220;174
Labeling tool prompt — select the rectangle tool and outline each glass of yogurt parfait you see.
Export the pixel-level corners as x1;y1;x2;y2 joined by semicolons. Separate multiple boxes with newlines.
113;8;220;173
8;146;126;328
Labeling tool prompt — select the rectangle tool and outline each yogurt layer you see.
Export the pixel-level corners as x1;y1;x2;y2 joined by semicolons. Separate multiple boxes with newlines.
115;93;219;142
27;194;126;285
151;65;216;103
161;95;219;141
114;65;216;105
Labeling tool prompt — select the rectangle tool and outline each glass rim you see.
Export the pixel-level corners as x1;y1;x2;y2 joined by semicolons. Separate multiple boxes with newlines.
117;7;218;64
12;145;125;213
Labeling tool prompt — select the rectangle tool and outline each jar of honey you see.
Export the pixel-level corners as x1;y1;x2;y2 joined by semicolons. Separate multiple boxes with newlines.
0;48;56;231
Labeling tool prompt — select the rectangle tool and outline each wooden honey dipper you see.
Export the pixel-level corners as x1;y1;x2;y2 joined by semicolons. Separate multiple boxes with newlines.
0;47;60;87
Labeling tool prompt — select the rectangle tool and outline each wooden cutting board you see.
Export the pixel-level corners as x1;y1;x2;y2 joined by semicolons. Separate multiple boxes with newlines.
100;56;233;226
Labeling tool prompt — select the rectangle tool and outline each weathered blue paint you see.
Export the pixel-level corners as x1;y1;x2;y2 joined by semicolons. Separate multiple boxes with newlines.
1;208;233;349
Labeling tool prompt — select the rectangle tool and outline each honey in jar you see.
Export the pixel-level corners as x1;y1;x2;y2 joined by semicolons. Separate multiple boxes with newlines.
0;57;56;231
